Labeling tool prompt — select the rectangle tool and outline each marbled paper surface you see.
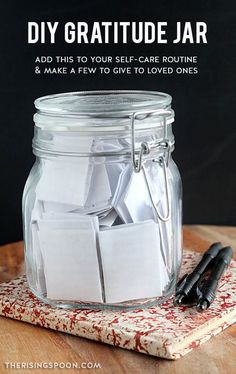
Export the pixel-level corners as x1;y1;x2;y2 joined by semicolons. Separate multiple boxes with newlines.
0;250;235;360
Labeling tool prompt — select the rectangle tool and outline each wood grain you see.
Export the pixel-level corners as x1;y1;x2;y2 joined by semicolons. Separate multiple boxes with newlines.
0;241;24;283
0;226;235;374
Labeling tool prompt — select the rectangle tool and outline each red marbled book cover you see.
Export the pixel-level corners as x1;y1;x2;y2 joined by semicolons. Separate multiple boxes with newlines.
0;250;235;360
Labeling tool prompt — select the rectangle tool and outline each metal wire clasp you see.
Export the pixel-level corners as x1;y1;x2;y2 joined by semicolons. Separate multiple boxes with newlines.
130;109;172;172
151;156;170;222
130;109;172;221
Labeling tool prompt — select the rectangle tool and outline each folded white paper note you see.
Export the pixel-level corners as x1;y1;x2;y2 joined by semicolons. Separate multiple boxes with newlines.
38;217;103;302
112;164;132;206
42;201;80;214
84;164;112;213
98;220;168;303
113;165;156;223
122;168;155;222
106;163;125;195
38;214;99;232
41;211;95;220
35;158;93;207
112;165;133;223
99;209;118;227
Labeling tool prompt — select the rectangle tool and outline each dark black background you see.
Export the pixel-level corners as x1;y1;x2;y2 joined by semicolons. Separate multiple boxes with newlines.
0;1;235;245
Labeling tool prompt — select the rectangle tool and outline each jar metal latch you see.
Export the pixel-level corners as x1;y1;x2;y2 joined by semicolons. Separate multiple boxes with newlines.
130;109;172;222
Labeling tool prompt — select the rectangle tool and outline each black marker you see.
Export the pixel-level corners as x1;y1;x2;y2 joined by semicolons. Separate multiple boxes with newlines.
196;246;233;312
174;242;223;305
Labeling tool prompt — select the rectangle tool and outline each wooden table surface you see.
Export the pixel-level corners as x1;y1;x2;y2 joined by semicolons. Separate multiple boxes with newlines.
0;225;235;374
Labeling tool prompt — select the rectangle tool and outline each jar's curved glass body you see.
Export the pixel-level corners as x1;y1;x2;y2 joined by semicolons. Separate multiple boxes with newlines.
23;91;183;309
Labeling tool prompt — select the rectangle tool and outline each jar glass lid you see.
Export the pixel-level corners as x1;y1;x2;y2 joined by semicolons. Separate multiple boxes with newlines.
34;90;174;132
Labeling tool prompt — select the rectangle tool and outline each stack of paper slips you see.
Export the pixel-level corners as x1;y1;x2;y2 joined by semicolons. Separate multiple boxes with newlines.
30;158;170;303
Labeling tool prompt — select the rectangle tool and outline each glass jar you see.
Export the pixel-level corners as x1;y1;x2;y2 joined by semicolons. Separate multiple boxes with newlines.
22;90;182;310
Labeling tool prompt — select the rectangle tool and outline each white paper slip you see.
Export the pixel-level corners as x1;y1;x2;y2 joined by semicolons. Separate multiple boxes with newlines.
99;209;118;227
84;164;112;212
106;163;125;195
112;165;133;223
42;201;80;214
42;211;96;220
122;168;156;223
114;201;132;224
112;164;132;207
31;223;46;295
98;220;165;303
38;215;99;232
38;226;103;302
35;158;93;207
71;205;113;217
